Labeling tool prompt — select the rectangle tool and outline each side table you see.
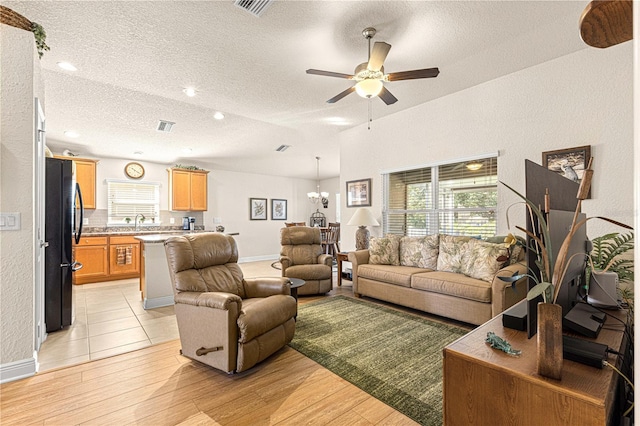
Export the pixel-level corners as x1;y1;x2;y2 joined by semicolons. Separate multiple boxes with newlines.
288;278;305;320
336;252;349;286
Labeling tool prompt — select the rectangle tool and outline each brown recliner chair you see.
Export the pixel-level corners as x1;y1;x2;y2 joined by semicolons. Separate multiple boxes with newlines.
280;226;333;295
164;233;296;373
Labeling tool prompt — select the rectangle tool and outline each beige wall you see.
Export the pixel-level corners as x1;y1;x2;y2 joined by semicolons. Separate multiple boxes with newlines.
0;26;41;374
339;43;634;252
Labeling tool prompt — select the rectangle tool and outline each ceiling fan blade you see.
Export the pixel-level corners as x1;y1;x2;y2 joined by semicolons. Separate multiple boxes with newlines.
306;69;354;79
378;86;398;105
368;42;391;72
327;86;356;103
386;67;440;81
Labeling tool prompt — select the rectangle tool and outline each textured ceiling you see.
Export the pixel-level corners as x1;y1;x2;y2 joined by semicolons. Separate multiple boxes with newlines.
6;1;588;179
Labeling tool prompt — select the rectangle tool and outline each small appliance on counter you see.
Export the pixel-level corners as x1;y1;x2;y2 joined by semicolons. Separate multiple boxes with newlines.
189;217;195;231
182;217;190;230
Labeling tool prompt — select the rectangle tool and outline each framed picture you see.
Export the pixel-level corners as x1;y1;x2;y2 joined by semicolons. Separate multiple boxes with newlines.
346;178;372;207
542;145;591;198
271;199;287;220
249;198;267;220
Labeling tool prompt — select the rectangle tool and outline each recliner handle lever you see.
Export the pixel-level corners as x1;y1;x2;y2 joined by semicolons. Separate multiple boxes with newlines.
196;346;223;356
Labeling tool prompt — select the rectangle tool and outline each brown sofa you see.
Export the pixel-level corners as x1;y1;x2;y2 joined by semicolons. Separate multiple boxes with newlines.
348;234;527;325
280;226;333;295
164;233;296;373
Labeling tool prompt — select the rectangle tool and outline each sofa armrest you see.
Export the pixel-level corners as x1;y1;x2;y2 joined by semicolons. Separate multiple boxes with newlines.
244;277;292;298
491;261;528;318
175;291;242;310
317;254;333;266
280;256;292;274
347;250;370;295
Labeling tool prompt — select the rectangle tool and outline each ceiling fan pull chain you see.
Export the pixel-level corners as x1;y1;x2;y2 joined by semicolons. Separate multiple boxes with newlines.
368;98;372;130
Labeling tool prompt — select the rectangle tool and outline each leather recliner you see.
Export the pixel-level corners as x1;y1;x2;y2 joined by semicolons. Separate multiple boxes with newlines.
164;233;296;373
280;226;333;295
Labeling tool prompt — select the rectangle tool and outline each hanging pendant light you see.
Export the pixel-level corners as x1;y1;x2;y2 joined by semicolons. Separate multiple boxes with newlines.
307;156;329;208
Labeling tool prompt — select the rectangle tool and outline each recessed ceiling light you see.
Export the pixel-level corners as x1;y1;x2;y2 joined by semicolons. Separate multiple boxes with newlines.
133;151;144;156
57;62;77;71
183;87;197;97
64;130;79;138
181;148;193;154
213;111;225;120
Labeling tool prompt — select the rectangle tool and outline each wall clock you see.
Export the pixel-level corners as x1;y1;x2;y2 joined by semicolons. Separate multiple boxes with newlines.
124;162;145;179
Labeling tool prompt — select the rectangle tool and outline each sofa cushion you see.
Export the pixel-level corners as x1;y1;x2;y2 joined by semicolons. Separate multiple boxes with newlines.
357;264;427;287
369;235;401;265
284;264;332;281
400;235;439;269
410;271;492;303
436;235;473;273
461;239;510;282
485;235;524;265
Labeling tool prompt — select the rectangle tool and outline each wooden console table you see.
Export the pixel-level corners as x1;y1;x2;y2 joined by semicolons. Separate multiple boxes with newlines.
443;303;628;425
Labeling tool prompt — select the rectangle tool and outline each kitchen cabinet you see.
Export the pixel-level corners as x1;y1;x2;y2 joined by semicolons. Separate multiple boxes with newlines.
169;168;209;211
73;235;140;284
108;236;140;278
54;156;98;209
73;236;109;284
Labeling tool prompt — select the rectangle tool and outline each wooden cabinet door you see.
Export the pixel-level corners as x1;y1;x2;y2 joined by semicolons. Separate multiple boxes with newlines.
73;244;108;284
109;236;140;276
171;169;191;211
190;171;208;211
74;159;97;209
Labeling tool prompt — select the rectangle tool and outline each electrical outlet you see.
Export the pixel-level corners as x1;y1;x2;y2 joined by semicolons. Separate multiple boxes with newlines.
169;218;175;224
83;218;89;225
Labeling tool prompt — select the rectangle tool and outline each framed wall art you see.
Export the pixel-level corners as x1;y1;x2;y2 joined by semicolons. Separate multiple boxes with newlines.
249;198;267;220
346;178;372;207
271;199;287;220
542;145;591;198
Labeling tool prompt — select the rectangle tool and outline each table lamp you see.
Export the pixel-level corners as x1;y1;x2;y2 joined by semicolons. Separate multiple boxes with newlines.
347;207;380;250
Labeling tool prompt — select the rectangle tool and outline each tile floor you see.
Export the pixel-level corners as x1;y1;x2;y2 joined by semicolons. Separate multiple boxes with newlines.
37;259;334;372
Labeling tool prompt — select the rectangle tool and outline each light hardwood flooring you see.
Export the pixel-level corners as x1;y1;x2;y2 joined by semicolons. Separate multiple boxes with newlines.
4;260;470;425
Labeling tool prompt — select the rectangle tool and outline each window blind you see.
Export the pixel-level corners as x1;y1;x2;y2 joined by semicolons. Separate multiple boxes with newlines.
383;157;497;238
107;181;160;224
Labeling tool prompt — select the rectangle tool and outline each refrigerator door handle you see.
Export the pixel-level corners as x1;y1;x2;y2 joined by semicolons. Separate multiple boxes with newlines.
71;261;83;272
74;182;84;244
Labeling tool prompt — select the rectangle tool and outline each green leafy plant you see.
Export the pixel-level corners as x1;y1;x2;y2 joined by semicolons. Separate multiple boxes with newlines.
588;232;634;281
124;217;131;224
30;22;50;58
174;164;204;171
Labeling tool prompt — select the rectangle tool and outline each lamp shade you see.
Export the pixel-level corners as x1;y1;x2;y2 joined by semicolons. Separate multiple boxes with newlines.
355;79;383;98
347;208;380;226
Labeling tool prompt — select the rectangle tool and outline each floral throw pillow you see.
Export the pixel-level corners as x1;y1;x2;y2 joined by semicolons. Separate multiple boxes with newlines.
400;235;439;269
437;235;473;273
369;235;401;265
462;239;510;282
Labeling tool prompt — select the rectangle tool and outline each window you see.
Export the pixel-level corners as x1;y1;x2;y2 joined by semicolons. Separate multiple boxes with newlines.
383;156;497;238
107;180;160;225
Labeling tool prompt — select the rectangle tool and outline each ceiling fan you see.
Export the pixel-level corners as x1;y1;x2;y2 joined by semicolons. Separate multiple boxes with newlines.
306;27;440;105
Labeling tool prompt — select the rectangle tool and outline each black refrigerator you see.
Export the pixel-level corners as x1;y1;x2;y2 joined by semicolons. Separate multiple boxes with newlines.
45;158;84;332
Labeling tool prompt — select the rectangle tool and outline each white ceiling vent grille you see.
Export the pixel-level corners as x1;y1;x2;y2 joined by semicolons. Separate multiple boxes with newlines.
156;120;175;133
275;144;290;152
233;0;274;17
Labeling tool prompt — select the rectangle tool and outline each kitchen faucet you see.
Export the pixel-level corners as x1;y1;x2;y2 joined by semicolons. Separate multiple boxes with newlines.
134;214;145;231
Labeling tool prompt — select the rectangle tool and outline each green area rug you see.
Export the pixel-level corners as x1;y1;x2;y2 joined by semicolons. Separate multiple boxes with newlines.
289;296;468;426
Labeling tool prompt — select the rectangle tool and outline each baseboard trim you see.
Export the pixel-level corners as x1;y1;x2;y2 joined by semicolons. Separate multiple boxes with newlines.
144;295;175;309
238;254;279;263
0;356;37;384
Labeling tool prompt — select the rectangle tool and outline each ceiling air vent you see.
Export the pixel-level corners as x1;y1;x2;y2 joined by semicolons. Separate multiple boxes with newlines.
233;0;274;17
156;120;175;133
275;144;290;152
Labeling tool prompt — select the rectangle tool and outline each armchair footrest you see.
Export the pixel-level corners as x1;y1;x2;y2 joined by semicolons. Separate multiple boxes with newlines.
196;346;223;356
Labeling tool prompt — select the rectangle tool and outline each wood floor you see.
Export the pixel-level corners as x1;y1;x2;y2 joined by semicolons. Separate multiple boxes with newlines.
0;334;419;425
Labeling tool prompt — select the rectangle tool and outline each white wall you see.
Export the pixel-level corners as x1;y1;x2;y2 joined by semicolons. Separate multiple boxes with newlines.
202;169;333;260
339;44;634;252
0;25;41;378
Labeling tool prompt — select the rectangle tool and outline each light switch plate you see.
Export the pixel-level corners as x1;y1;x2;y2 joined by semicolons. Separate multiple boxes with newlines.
169;218;175;224
0;212;21;231
83;218;89;225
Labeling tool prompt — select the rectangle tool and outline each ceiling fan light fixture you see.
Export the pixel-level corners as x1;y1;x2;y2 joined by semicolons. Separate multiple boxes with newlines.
466;162;483;171
355;79;383;98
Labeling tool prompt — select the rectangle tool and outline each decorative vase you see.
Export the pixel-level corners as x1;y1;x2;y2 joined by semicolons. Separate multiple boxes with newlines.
355;225;370;250
536;302;563;380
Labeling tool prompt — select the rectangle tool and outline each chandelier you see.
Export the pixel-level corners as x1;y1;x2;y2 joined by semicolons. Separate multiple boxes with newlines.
308;156;329;208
